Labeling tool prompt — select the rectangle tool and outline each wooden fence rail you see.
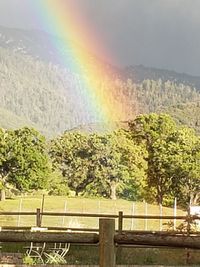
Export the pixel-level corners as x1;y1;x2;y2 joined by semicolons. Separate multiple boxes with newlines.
1;209;200;232
0;210;194;219
2;219;200;266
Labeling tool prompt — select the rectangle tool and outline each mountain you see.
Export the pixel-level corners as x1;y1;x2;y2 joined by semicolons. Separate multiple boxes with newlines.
0;25;65;65
123;65;200;90
0;25;118;73
1;26;200;135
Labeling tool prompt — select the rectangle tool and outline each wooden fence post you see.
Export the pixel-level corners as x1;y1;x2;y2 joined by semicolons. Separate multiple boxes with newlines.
118;211;123;233
99;218;116;267
36;208;41;227
187;206;191;236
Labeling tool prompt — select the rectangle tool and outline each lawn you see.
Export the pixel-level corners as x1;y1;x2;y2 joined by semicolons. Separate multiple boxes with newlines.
0;196;186;231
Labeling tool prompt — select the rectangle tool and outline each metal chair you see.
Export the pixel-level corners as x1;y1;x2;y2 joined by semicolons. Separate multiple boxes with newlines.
25;227;47;264
44;242;70;264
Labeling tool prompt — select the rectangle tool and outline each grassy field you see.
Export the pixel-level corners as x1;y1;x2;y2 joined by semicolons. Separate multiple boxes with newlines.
0;196;186;231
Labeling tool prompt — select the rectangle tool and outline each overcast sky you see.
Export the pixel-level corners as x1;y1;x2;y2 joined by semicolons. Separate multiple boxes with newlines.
0;0;200;76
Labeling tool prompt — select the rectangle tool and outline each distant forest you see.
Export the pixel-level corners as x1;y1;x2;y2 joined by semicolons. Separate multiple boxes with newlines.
1;46;200;136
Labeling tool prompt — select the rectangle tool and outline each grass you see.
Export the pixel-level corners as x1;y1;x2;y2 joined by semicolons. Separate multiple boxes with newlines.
0;196;186;231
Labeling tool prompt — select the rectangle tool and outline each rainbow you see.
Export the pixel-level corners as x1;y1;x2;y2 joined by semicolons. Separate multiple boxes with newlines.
34;0;131;124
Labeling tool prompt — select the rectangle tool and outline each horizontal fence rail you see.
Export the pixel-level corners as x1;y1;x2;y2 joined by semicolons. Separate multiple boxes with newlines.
1;211;200;219
1;230;200;249
1;209;200;234
0;231;99;244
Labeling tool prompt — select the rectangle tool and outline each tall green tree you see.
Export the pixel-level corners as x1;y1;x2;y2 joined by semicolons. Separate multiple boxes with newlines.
129;113;177;204
167;127;200;206
0;127;50;200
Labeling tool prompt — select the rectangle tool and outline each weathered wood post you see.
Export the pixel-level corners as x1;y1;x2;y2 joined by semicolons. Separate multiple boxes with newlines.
36;208;41;227
99;218;116;267
187;206;191;236
118;211;123;263
118;211;123;233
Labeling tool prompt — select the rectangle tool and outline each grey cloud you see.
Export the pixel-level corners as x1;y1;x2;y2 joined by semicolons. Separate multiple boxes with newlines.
0;0;200;75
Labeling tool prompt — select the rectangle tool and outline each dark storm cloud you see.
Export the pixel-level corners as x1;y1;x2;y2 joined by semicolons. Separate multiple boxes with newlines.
0;0;200;75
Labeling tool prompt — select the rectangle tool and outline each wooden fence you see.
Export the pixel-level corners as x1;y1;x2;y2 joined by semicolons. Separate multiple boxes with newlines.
0;209;199;232
1;218;200;266
1;210;200;266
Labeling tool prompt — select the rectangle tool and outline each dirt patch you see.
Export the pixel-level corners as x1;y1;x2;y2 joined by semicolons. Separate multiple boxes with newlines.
0;253;23;264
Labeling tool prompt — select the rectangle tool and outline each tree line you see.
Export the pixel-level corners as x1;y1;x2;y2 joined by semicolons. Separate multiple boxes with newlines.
0;113;200;208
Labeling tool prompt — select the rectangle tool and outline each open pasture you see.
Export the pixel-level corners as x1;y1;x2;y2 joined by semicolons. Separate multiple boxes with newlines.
0;196;185;231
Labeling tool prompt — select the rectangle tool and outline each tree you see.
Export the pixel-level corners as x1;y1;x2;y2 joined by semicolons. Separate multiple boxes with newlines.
129;113;177;204
49;130;147;199
0;128;12;201
49;132;95;196
86;130;147;200
0;127;50;200
167;127;200;207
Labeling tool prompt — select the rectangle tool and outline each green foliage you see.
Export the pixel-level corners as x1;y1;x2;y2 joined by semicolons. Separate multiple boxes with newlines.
9;127;51;191
48;170;70;196
49;129;147;199
49;132;94;196
0;127;51;199
129;113;177;204
23;255;38;265
1;112;200;206
129;113;200;207
161;101;200;134
165;127;200;206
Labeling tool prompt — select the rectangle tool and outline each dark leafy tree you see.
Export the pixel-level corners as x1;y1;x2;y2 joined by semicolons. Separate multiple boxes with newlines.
0;127;51;200
129;113;177;204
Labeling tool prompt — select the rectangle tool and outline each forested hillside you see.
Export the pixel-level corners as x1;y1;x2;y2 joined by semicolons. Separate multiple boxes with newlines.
0;47;137;135
136;79;200;111
161;101;200;132
1;26;200;135
0;47;72;135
